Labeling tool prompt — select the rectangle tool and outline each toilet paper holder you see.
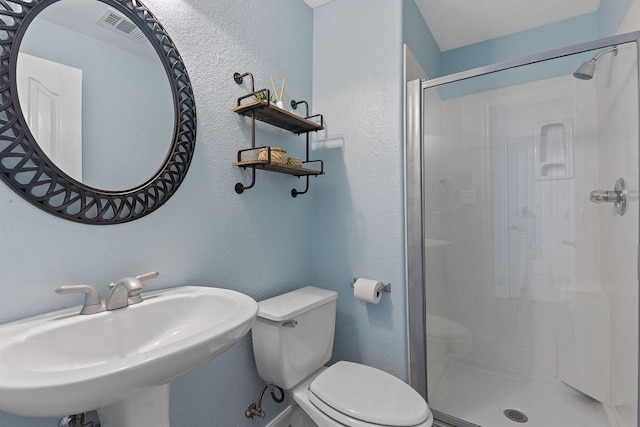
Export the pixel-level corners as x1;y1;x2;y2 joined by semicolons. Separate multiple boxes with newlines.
351;278;392;293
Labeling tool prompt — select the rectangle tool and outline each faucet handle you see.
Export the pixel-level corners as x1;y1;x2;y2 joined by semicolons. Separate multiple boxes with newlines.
109;271;159;304
129;271;159;303
108;271;159;289
55;285;104;315
135;271;159;282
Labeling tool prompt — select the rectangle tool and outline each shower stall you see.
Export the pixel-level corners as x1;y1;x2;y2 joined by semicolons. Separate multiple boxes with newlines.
406;32;640;427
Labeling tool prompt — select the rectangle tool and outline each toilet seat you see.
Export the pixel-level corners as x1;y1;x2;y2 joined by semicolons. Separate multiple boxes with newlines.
308;361;432;427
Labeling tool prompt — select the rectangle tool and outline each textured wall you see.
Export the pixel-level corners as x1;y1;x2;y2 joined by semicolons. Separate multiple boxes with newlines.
0;0;312;425
310;0;407;381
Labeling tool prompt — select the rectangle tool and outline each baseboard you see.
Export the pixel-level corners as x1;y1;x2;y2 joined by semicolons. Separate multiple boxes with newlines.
265;405;292;427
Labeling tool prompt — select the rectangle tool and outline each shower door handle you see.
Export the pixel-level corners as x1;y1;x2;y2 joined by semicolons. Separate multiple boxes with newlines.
590;178;627;216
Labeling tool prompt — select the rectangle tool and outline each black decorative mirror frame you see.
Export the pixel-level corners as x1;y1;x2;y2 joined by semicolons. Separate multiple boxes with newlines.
0;0;196;224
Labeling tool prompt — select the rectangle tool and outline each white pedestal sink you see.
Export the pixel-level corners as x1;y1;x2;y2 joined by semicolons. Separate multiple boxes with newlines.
0;286;258;427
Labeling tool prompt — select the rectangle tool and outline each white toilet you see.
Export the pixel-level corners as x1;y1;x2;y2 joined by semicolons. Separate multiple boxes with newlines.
252;286;433;427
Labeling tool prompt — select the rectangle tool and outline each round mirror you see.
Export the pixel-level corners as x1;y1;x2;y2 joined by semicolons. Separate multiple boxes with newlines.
0;0;196;224
17;0;175;191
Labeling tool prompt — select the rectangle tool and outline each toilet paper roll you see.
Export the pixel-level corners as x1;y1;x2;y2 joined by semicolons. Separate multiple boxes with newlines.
353;278;383;304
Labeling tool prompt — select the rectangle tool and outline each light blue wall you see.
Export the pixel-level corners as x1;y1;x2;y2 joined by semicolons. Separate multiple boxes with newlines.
0;0;312;426
440;13;599;75
437;13;599;99
311;0;407;381
436;2;634;99
439;2;634;77
402;0;440;78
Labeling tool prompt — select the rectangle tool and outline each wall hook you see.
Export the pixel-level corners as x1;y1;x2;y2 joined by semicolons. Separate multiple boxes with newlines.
292;176;310;198
234;71;255;92
235;166;256;194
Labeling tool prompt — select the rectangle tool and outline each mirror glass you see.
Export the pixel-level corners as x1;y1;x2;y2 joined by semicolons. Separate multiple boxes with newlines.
16;0;175;191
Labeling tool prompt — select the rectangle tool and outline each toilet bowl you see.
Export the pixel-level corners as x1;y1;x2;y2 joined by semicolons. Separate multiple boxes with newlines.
293;363;433;427
251;286;432;427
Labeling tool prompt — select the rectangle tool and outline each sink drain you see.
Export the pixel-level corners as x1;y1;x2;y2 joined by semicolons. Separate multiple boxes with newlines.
503;409;528;423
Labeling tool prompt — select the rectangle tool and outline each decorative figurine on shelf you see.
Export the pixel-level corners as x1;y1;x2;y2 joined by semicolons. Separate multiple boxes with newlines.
270;75;286;109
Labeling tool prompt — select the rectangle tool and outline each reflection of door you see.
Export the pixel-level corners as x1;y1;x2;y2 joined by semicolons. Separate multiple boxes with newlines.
490;85;575;303
505;133;573;301
506;136;536;298
16;53;82;182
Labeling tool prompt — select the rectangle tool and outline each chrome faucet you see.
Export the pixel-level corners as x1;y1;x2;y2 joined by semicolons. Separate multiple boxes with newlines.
56;271;159;315
106;271;159;310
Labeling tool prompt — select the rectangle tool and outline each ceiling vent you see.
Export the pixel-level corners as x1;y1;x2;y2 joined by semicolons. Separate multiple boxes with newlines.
97;9;146;43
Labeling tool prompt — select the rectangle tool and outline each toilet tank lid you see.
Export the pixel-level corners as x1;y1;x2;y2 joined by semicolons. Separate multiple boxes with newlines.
258;286;338;321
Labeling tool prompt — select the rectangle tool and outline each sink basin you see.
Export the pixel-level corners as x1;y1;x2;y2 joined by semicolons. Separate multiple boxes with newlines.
0;286;257;426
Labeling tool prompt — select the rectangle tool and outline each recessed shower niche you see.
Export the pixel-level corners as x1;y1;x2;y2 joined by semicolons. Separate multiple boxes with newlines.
534;119;574;180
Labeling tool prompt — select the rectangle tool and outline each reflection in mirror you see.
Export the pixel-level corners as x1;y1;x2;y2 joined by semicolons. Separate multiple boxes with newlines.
17;0;175;191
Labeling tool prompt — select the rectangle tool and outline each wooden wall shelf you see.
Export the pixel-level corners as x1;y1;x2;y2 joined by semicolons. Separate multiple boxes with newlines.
232;71;324;197
233;159;323;177
233;100;323;135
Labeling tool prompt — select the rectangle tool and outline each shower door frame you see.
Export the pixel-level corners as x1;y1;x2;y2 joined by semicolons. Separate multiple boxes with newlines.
405;30;640;427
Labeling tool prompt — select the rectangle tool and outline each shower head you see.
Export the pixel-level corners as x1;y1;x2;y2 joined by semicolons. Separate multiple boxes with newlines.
573;59;596;80
573;46;618;80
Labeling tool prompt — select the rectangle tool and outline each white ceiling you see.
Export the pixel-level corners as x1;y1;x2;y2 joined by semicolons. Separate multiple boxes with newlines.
414;0;601;51
304;1;603;52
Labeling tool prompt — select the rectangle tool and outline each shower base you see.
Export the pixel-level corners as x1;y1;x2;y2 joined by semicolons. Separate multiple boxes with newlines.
429;355;613;427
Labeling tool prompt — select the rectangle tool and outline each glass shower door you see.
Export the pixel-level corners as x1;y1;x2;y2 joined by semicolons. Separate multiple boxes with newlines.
419;39;639;427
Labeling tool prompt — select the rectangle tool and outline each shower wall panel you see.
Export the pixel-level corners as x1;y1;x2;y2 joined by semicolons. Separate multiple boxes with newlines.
595;42;638;407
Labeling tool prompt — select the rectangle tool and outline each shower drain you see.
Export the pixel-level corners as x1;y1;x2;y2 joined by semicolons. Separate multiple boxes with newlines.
503;409;528;423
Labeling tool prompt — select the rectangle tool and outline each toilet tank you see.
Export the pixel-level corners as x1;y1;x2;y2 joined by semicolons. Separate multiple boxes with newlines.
252;286;338;389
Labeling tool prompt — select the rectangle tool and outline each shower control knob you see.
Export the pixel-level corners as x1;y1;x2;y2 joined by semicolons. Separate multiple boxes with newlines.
589;178;628;216
589;190;619;203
